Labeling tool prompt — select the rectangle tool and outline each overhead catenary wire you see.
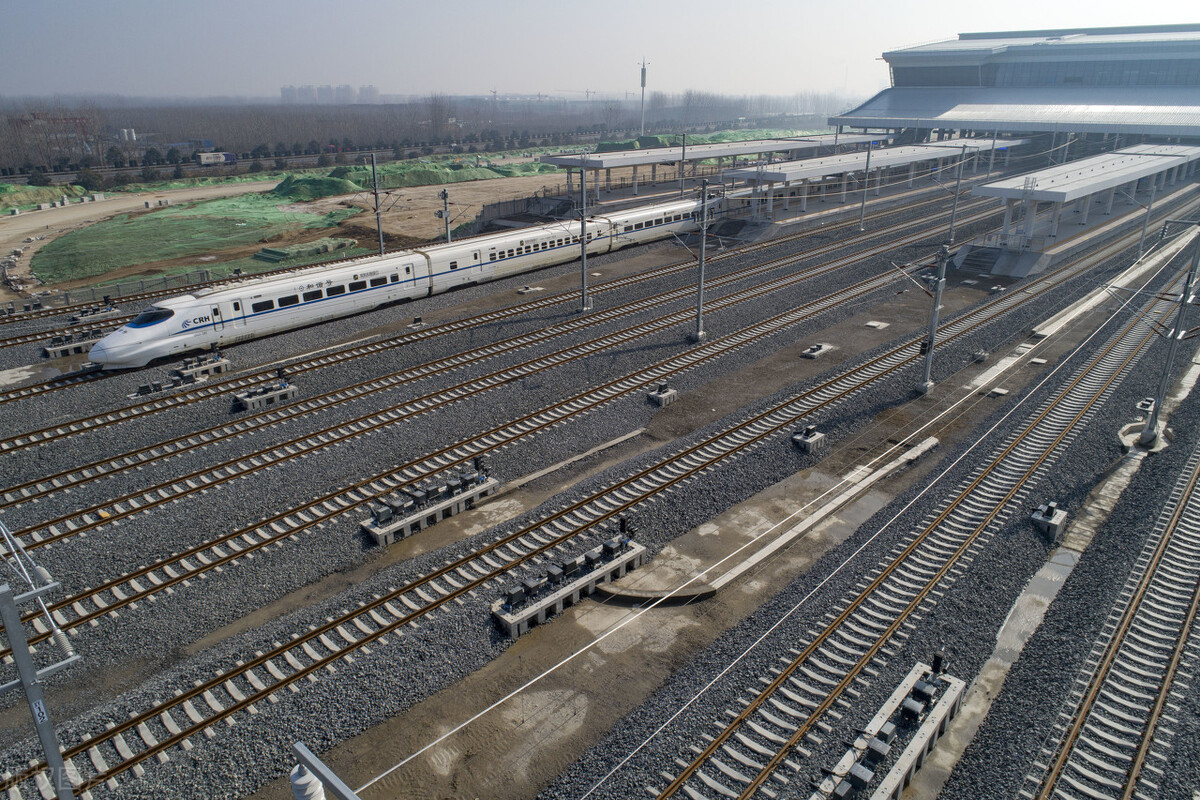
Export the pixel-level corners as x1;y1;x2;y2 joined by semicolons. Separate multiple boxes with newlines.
576;222;1194;800
355;208;1194;798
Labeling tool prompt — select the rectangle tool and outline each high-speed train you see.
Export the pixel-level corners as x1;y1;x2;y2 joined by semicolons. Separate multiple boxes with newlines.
89;195;722;368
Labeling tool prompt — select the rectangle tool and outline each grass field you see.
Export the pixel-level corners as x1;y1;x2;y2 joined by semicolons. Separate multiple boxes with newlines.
0;183;89;211
31;193;360;284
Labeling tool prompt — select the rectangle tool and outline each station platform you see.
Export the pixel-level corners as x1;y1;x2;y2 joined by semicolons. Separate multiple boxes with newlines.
724;138;1029;219
960;144;1200;276
539;133;884;201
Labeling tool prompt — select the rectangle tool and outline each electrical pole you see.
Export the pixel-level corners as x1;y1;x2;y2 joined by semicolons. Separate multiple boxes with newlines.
639;58;648;137
986;129;998;179
371;153;384;256
691;179;709;342
1138;181;1159;258
917;245;950;394
1140;224;1200;446
858;137;873;231
0;520;80;800
579;154;591;311
438;188;451;244
947;143;968;243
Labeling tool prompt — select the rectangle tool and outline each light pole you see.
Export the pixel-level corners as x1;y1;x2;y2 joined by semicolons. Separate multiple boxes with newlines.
691;179;710;342
1140;223;1200;446
579;153;591;311
917;245;950;394
0;520;80;800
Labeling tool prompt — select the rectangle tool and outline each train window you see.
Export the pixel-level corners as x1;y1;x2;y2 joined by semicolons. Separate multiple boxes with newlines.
449;261;458;270
389;274;398;283
212;307;221;316
349;280;367;292
557;239;563;246
370;277;387;286
405;266;411;274
233;301;240;311
251;300;274;313
303;290;323;302
624;225;633;232
278;295;299;308
327;285;346;296
525;245;532;254
489;253;496;261
508;249;515;257
127;307;175;328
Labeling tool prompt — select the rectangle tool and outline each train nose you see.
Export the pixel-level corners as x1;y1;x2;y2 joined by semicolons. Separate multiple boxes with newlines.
88;337;137;368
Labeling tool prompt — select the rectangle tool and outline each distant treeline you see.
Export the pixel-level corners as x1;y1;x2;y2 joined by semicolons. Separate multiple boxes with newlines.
0;90;860;176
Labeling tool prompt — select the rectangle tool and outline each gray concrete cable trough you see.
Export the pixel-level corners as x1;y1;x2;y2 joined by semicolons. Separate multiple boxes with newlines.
597;437;940;606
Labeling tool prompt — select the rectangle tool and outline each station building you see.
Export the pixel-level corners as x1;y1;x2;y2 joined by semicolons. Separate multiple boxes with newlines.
832;24;1200;143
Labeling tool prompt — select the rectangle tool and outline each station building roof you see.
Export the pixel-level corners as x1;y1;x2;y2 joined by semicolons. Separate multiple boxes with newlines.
972;144;1200;203
538;134;884;170
882;25;1200;65
830;86;1200;137
725;139;1028;184
833;25;1200;137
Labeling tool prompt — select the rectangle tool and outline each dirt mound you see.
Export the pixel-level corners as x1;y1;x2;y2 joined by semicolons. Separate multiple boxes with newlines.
271;174;361;200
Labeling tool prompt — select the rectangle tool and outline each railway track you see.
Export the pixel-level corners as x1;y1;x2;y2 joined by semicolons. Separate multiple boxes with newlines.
1021;435;1200;799
647;247;1181;800
0;175;974;343
0;194;1156;796
2;198;1000;513
1;232;946;652
0;193;997;435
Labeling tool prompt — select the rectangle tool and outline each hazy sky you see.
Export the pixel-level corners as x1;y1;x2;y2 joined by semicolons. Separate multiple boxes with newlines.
3;0;1196;100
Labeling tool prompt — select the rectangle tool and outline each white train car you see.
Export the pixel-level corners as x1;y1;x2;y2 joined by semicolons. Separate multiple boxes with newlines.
88;253;430;367
89;194;715;368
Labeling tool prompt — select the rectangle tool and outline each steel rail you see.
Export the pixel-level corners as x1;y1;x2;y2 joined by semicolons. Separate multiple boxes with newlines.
1;235;940;655
0;194;1100;798
0;192;989;422
1030;435;1200;799
3;190;1189;798
3;202;992;506
654;238;1195;800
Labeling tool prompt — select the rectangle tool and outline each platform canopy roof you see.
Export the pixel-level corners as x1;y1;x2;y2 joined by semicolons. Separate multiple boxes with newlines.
830;86;1200;137
725;139;1029;184
972;144;1200;203
537;133;884;170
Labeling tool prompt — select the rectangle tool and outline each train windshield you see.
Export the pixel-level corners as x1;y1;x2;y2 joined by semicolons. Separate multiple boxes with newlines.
127;307;175;328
